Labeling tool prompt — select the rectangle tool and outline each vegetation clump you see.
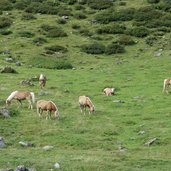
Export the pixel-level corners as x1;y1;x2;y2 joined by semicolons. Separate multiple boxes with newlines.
0;17;12;29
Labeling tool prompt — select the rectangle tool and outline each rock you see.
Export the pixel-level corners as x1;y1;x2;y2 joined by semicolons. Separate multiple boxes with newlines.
5;58;13;62
20;80;34;86
0;137;6;148
138;130;145;135
0;66;18;73
43;145;54;151
16;61;22;66
0;169;14;171
113;100;125;103
54;163;60;169
19;141;34;147
0;108;11;117
15;165;29;171
118;146;127;152
145;137;157;146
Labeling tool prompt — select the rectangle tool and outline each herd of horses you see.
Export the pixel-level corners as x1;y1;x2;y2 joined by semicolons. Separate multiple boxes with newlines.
5;74;171;119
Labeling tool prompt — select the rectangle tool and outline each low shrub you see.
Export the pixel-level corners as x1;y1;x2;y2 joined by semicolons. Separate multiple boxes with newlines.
117;35;136;45
81;42;105;54
94;11;114;24
57;6;72;16
46;28;67;38
96;24;126;34
0;30;12;35
75;5;85;10
18;31;35;38
79;28;92;36
87;0;113;10
57;18;67;24
145;36;158;46
74;12;87;19
14;0;30;10
126;27;149;37
21;13;36;20
33;37;47;46
44;45;68;54
105;43;125;55
147;0;160;3
72;23;81;29
0;17;12;29
0;0;13;11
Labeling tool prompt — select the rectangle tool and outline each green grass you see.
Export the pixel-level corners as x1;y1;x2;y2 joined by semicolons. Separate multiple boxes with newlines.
0;0;171;170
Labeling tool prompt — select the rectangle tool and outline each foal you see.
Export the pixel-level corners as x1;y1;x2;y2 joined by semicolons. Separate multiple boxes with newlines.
36;100;60;119
6;91;35;109
163;78;171;94
39;74;46;89
79;96;95;114
103;88;115;96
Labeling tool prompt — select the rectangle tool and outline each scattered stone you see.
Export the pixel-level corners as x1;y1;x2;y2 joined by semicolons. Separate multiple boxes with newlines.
54;163;60;169
43;145;54;151
15;165;29;171
2;50;11;55
138;130;145;135
0;108;11;117
0;66;18;73
64;89;70;93
118;146;127;152
113;100;125;103
20;80;34;86
133;96;142;100
5;58;13;62
0;137;6;148
16;61;22;66
19;141;34;147
145;137;157;146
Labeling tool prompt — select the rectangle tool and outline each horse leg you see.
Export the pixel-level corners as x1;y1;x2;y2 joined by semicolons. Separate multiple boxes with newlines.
28;100;32;109
17;100;22;108
37;107;41;117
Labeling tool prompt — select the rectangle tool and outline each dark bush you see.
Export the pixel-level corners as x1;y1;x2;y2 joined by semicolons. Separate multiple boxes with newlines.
68;0;77;5
33;37;47;46
0;17;12;29
117;35;136;45
78;0;87;5
21;13;36;20
74;12;87;19
75;5;85;10
72;23;81;29
81;42;105;54
57;18;67;24
0;29;12;35
45;45;68;54
126;27;149;37
53;60;73;69
145;36;158;46
79;28;92;36
57;6;72;16
105;43;125;55
147;0;160;3
18;31;35;38
40;24;54;32
96;24;126;34
134;6;162;22
87;0;113;10
94;11;114;24
0;0;13;11
47;28;67;38
14;0;30;10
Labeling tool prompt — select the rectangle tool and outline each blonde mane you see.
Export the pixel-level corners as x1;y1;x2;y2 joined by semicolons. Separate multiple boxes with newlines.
6;91;18;102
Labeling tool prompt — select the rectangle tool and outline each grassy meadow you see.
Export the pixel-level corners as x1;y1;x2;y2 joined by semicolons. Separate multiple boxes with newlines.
1;0;171;170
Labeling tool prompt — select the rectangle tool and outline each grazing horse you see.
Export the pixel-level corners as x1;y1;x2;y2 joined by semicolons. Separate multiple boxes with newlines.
79;96;95;114
163;78;171;93
103;88;115;96
6;91;35;109
36;100;60;119
39;74;46;89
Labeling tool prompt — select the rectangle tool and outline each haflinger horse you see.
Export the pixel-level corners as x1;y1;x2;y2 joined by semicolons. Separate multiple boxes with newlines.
103;87;115;96
36;100;60;120
163;78;171;94
6;91;35;109
79;96;95;114
39;74;46;89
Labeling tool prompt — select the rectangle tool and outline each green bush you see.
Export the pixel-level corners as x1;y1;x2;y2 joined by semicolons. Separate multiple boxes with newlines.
0;17;12;29
72;23;81;29
117;35;136;45
81;42;105;54
33;37;47;46
126;27;149;37
94;11;114;24
79;28;92;36
105;43;125;55
147;0;160;3
18;31;35;38
45;45;68;54
14;0;30;10
75;5;85;10
0;29;12;35
0;0;13;11
74;12;87;19
47;28;67;38
145;36;158;46
21;13;36;20
57;18;67;24
87;0;113;10
57;6;72;16
96;24;126;34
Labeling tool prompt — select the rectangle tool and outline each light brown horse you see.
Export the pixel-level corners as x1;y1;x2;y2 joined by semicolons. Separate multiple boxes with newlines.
6;91;35;109
39;74;46;89
36;100;60;119
163;78;171;93
103;88;115;96
79;96;95;114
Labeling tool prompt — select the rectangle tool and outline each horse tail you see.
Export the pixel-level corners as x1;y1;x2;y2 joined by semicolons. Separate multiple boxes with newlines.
30;92;35;104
